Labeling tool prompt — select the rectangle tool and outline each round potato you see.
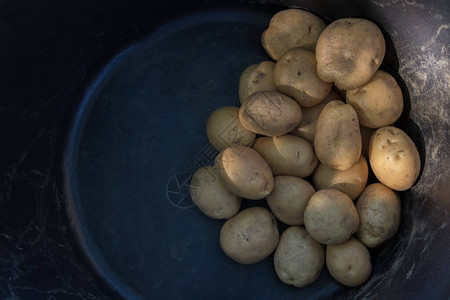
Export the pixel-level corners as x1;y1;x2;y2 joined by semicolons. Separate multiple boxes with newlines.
239;91;302;136
274;47;332;107
190;166;241;219
206;106;256;151
290;90;341;143
220;206;279;264
316;18;386;90
266;176;315;225
312;155;369;201
314;100;362;171
238;64;258;104
326;237;372;286
274;226;324;287
304;189;359;245
215;145;274;200
245;61;277;103
346;70;403;128
369;126;421;191
261;9;326;61
253;135;318;178
360;126;376;159
356;183;401;248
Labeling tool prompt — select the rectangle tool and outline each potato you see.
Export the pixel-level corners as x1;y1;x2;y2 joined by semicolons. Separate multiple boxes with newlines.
239;91;302;136
346;70;403;128
253;135;318;178
206;106;256;151
314;100;362;171
326;237;372;286
356;183;401;248
220;206;279;264
215;145;274;200
290;90;341;143
274;48;332;107
240;61;277;104
360;126;376;158
369;126;421;191
316;18;386;90
274;226;324;287
312;155;369;201
190;166;241;219
238;64;258;104
304;189;359;245
266;176;315;225
261;9;326;61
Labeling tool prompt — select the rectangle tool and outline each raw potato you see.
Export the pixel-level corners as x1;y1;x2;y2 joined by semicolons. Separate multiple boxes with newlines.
326;237;372;286
346;70;403;128
190;166;241;219
304;189;359;245
206;106;256;151
314;100;362;171
312;155;369;201
266;176;315;225
243;61;277;104
215;145;274;200
274;47;332;107
356;183;401;248
369;126;420;191
262;9;326;61
290;90;341;143
274;226;324;287
239;91;302;136
253;135;318;178
238;64;258;104
220;207;279;264
360;126;376;158
316;18;386;90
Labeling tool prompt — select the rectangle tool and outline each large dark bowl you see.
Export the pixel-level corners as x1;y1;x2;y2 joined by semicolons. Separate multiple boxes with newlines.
0;0;448;299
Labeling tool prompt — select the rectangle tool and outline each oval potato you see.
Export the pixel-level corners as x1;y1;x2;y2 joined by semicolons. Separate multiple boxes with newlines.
238;64;258;104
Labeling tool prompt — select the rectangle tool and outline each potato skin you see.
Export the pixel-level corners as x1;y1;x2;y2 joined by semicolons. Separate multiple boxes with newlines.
316;18;385;90
274;226;324;287
253;135;318;178
360;126;376;159
346;70;403;128
262;9;326;61
304;189;359;245
215;146;274;200
274;48;332;107
266;176;315;225
290;90;341;143
239;91;302;136
356;183;401;248
190;166;241;219
206;106;256;151
314;100;362;171
312;155;369;201
238;64;258;104
220;207;279;264
369;126;420;191
326;237;372;286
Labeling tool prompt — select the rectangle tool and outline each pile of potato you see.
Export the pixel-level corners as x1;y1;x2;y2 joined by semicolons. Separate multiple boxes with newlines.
190;9;420;288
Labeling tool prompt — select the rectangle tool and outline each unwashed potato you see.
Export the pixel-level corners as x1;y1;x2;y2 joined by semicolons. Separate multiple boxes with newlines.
356;183;401;248
215;145;274;200
274;226;324;287
316;18;386;90
304;189;359;245
290;90;341;143
314;100;362;171
346;70;403;128
312;155;369;201
326;237;372;286
243;61;277;104
360;126;376;158
190;166;241;219
239;91;302;136
369;126;420;191
253;135;318;178
206;106;256;151
238;64;258;104
266;176;315;225
261;9;326;61
274;47;332;107
220;206;279;264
